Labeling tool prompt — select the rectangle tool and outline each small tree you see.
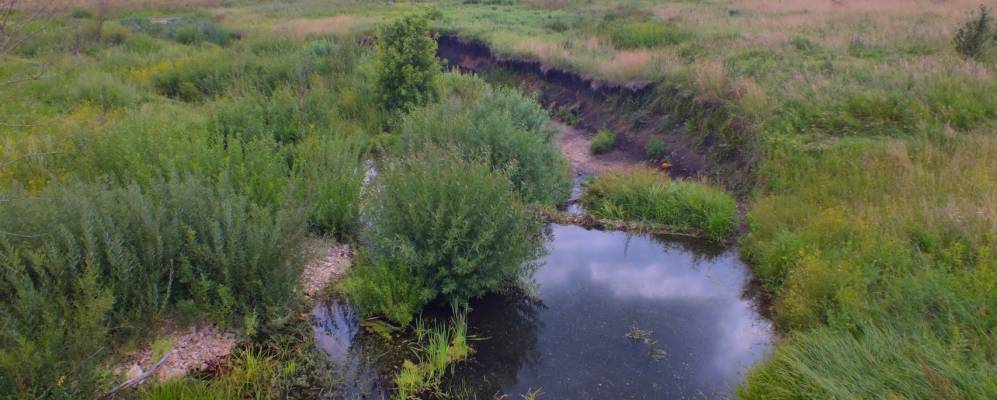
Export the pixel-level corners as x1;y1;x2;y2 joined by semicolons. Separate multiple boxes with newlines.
373;14;440;113
954;5;994;60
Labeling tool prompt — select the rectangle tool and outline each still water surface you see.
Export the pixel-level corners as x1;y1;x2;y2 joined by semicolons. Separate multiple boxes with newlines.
312;224;773;399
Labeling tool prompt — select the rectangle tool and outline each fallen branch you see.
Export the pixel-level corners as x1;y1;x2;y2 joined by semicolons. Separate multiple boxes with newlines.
100;349;174;399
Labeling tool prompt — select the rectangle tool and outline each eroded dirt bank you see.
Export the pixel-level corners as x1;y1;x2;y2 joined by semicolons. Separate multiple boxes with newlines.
437;33;712;179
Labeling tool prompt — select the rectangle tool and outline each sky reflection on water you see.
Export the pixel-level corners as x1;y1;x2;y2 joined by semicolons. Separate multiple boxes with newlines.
456;224;773;399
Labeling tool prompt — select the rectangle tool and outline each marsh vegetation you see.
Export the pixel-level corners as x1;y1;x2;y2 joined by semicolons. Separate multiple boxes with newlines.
2;0;995;399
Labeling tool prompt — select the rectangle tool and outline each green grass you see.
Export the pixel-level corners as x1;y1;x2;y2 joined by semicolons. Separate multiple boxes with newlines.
4;2;997;398
0;13;378;398
581;168;737;241
393;305;471;400
645;137;666;159
589;128;616;155
604;19;693;49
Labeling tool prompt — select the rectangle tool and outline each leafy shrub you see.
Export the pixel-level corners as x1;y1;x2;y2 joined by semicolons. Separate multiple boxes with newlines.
399;81;571;205
590;128;617;154
581;168;737;240
0;176;307;398
354;149;542;323
374;14;440;112
71;70;138;109
954;6;994;60
645;137;667;159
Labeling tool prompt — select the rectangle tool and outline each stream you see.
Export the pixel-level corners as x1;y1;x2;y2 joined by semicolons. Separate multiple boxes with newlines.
311;224;773;399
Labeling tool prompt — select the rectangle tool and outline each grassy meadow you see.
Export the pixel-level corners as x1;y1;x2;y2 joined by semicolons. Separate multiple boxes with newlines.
1;0;996;398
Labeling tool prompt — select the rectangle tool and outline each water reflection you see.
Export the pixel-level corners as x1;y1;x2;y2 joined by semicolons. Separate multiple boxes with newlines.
310;300;388;399
456;224;773;399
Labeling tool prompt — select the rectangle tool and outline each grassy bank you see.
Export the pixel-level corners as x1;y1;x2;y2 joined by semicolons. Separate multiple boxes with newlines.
581;168;736;241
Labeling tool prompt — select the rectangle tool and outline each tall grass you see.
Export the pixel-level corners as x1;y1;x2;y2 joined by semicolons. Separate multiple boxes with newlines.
393;305;471;399
0;176;308;397
140;349;297;400
0;18;377;398
294;134;368;238
581;168;737;240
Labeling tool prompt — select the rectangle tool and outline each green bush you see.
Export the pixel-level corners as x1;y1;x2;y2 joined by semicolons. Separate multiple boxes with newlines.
645;137;667;159
0;176;307;398
351;149;542;323
374;14;440;112
589;128;617;154
954;5;994;60
399;80;571;205
581;168;737;240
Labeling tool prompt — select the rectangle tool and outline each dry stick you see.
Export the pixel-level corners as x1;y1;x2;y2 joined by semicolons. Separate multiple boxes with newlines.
100;349;175;400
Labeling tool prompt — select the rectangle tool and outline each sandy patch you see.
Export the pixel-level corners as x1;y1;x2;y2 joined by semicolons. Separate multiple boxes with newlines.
115;324;237;383
301;241;353;299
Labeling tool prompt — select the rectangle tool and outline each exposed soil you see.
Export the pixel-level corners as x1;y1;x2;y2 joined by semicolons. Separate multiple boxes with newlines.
301;241;353;299
554;120;638;175
115;324;237;383
113;240;354;387
437;34;714;181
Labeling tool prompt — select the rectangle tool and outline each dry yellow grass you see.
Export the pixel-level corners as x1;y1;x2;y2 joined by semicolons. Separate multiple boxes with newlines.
278;15;378;39
597;49;654;81
38;0;222;13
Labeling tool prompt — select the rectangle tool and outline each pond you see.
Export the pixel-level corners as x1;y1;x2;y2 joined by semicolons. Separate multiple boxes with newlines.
311;224;773;399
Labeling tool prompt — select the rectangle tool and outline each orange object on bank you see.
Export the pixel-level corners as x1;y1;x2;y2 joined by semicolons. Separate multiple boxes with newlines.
659;162;672;172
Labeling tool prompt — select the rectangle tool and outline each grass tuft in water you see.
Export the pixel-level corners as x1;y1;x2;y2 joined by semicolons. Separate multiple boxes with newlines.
581;168;737;240
393;305;472;400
